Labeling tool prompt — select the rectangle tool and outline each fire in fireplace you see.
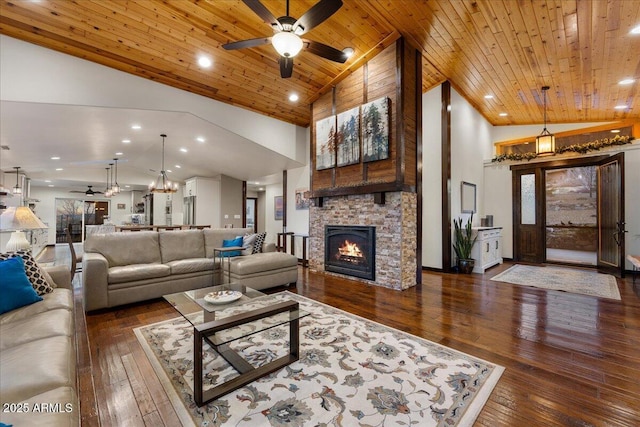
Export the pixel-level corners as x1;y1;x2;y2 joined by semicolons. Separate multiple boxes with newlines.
325;225;375;280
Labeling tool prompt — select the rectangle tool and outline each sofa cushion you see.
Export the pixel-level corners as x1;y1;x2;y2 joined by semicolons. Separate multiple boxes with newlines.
229;252;298;275
159;230;205;263
84;231;161;267
0;336;76;404
0;308;73;351
0;386;79;427
0;257;43;314
0;250;55;295
203;227;253;257
108;263;170;284
167;258;214;275
252;232;267;254
0;288;73;325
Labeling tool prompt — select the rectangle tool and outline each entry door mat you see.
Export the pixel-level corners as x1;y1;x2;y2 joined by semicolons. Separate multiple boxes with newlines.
134;291;504;426
491;264;621;300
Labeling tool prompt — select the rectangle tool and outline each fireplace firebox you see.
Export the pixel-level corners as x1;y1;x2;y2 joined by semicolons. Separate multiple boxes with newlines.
325;225;375;280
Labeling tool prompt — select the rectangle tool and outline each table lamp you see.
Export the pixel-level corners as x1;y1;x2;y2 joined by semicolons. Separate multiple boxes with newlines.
0;206;48;252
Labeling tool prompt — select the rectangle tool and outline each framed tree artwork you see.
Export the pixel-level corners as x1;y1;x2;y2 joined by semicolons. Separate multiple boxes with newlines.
336;106;360;167
315;115;336;170
362;97;390;162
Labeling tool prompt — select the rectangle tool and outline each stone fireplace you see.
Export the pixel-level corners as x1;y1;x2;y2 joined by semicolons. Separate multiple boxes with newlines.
325;225;376;280
309;192;417;290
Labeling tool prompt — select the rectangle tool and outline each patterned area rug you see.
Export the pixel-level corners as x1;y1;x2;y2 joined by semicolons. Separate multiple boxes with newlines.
134;292;504;426
491;264;621;300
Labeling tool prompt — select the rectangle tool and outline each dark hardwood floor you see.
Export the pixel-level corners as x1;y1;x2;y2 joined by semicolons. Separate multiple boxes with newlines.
65;257;640;426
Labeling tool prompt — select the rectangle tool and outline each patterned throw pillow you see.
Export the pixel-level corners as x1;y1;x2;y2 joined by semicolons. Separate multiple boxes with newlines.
241;233;258;256
252;232;267;254
0;250;55;295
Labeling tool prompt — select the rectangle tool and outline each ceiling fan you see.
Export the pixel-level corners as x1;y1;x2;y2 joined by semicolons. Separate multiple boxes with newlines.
70;185;103;196
222;0;349;78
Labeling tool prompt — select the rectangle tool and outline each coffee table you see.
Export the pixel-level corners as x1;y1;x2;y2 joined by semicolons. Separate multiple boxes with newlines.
163;283;308;406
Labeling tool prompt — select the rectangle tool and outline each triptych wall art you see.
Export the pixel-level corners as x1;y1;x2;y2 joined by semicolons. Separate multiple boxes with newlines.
315;96;390;171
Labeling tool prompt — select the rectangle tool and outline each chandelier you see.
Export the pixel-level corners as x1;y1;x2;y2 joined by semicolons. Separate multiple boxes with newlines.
535;85;555;156
149;134;178;193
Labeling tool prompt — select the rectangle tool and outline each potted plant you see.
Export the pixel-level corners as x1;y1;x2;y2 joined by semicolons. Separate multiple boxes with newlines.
453;213;478;274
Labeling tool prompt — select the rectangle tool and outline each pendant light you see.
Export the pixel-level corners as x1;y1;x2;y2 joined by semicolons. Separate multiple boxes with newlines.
535;86;555;156
105;163;114;198
112;158;121;194
12;166;22;195
149;134;177;193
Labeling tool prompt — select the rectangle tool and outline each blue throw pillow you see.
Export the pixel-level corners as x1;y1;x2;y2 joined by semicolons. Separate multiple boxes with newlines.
221;236;244;257
0;257;43;314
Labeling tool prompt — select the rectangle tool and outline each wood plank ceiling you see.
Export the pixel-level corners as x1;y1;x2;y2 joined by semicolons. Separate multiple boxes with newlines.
1;0;638;128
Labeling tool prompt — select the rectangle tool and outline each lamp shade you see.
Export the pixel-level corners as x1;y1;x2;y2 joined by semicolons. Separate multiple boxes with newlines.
272;32;303;58
0;206;47;252
535;129;555;156
0;206;47;231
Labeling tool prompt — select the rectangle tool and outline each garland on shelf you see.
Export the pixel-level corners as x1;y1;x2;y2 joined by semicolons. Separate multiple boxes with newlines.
492;134;634;163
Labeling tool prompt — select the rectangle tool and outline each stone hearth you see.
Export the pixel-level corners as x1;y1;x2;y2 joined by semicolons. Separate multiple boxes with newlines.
309;192;417;290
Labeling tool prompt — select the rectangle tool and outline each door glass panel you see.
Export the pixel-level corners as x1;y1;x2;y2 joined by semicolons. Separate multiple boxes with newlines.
521;174;536;225
55;198;83;243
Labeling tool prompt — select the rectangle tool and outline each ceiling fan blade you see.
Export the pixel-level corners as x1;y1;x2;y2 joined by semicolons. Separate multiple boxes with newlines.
279;56;293;78
242;0;282;30
222;37;271;51
304;39;348;63
293;0;343;35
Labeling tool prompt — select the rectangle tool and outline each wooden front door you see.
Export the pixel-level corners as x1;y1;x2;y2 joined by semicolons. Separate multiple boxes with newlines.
513;168;544;263
597;153;625;277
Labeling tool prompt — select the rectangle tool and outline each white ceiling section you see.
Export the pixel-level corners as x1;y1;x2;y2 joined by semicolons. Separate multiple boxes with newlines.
0;35;306;191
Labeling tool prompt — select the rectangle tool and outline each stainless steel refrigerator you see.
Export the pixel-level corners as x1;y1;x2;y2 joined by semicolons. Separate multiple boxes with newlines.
183;196;196;225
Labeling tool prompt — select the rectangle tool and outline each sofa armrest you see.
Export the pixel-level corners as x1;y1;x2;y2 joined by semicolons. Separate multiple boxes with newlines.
83;252;110;311
44;265;72;290
262;243;276;253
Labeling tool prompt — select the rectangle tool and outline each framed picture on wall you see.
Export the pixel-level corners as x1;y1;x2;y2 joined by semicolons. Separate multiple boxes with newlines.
274;196;284;220
315;115;336;170
295;188;310;210
362;96;390;162
336;106;360;167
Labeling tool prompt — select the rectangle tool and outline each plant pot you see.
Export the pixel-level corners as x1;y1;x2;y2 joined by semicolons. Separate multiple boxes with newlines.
457;258;475;274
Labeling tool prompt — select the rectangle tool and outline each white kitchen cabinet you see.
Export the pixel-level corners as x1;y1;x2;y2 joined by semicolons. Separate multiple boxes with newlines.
471;227;503;274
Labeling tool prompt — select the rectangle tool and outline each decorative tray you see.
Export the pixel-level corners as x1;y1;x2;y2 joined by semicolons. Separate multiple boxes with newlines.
203;290;243;304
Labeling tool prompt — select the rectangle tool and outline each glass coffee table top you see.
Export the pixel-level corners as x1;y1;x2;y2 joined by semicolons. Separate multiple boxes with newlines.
163;283;309;346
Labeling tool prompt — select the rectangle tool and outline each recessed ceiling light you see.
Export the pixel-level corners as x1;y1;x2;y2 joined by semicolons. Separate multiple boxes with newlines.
630;25;640;35
122;139;131;143
125;185;131;188
611;129;621;133
619;78;635;85
196;136;205;143
50;156;60;160
175;165;181;168
55;168;63;171
166;169;172;173
115;152;123;155
614;105;629;110
180;148;188;153
131;125;141;130
198;56;212;68
289;93;299;102
48;184;54;187
44;180;51;183
484;95;494;99
499;112;508;117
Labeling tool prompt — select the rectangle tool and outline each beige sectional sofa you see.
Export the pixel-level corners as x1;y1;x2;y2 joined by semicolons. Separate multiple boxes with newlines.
0;265;79;427
82;228;298;311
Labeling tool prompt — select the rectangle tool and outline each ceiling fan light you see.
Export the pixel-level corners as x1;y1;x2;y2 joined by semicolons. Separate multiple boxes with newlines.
272;32;303;58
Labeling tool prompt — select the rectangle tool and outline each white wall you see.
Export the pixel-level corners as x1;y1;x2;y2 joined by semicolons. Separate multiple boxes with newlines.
421;85;443;269
0;35;306;163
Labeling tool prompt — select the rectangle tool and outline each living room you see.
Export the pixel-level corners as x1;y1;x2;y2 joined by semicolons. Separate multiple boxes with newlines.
1;1;640;426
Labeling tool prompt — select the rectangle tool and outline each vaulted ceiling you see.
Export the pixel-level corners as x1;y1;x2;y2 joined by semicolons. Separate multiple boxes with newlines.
1;0;638;129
